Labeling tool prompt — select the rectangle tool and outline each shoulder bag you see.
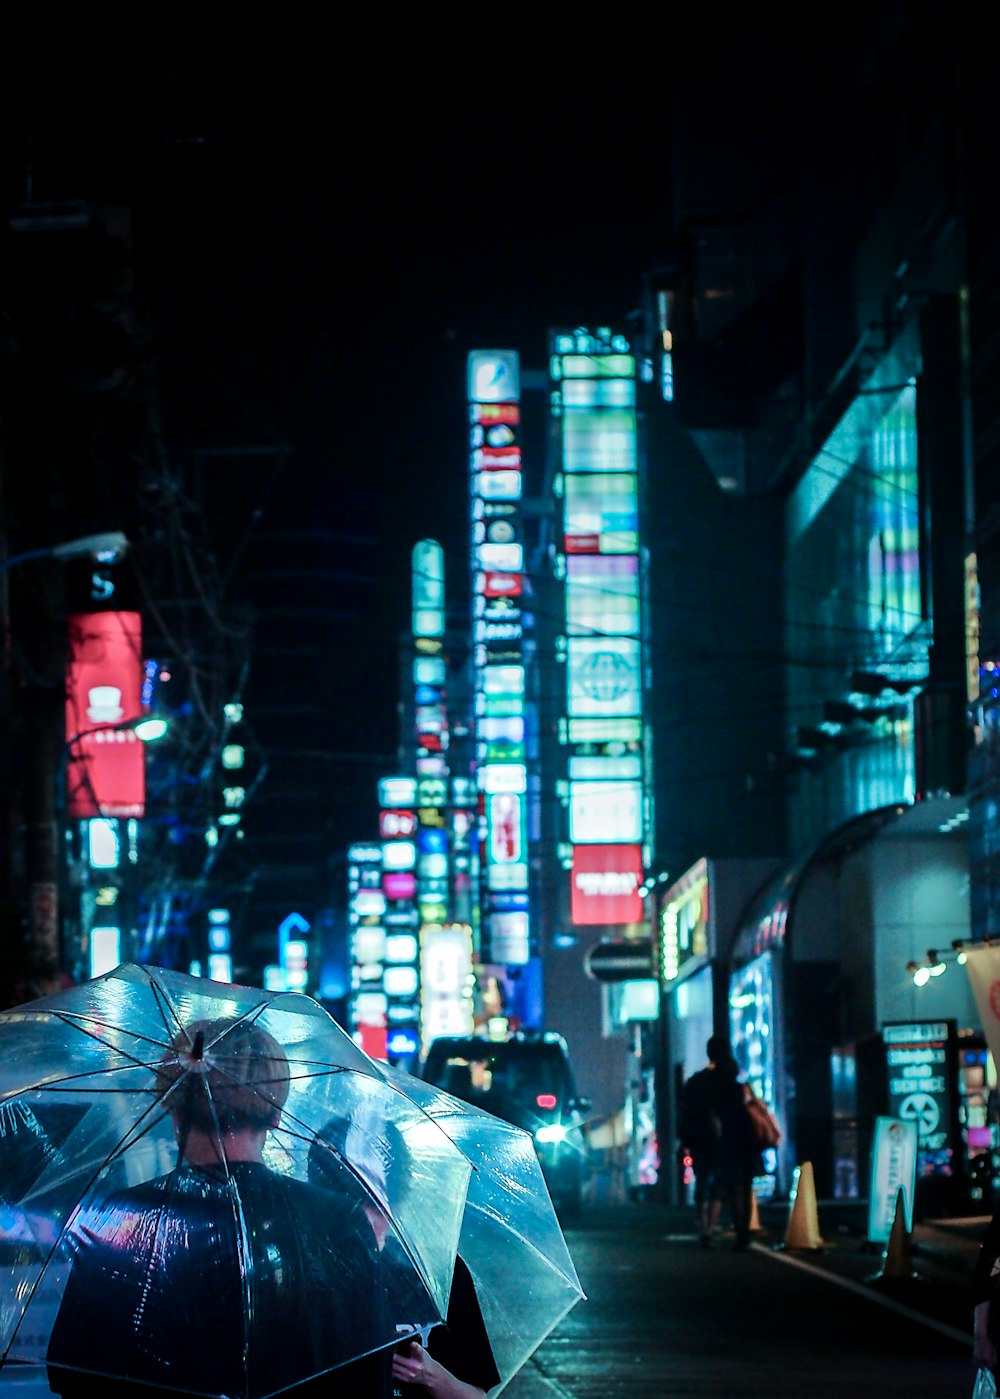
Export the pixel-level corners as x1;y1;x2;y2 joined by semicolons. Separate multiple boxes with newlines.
744;1087;781;1149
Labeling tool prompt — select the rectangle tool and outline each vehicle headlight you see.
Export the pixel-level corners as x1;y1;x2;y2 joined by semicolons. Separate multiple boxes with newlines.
535;1123;568;1145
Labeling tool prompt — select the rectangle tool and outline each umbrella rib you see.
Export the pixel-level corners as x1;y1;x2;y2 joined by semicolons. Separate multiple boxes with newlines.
3;969;483;1384
40;1008;173;1061
276;1102;466;1305
465;1185;584;1290
2;1087;175;1365
4;1059;164;1097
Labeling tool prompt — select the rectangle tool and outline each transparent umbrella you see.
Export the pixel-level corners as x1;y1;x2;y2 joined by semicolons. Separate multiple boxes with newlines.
382;1063;587;1395
0;964;471;1398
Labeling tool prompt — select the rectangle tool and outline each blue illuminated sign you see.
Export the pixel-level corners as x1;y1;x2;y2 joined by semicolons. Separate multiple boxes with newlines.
387;1029;421;1059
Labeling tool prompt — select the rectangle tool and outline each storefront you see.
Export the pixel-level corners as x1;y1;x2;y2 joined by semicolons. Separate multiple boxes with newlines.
655;855;782;1206
727;795;977;1206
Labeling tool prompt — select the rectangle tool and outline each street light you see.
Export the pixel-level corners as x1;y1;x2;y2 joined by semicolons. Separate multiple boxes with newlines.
132;716;168;742
1;531;130;573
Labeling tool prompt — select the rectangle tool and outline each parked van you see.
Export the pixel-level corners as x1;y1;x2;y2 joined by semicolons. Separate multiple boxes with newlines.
418;1031;591;1216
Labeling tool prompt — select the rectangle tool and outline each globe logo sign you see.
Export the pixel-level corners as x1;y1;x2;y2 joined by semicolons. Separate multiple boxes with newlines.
578;649;635;704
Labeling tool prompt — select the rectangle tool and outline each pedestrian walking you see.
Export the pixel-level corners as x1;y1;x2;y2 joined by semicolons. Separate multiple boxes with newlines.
309;1118;500;1399
711;1053;765;1251
679;1035;763;1250
678;1034;728;1246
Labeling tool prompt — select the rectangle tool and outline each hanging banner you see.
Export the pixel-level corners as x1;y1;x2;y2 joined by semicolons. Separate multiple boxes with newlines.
963;942;1000;1068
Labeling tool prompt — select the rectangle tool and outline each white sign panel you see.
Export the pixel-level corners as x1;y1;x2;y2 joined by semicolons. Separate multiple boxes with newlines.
567;638;641;717
468;350;520;403
867;1115;917;1244
489;912;529;965
570;780;643;843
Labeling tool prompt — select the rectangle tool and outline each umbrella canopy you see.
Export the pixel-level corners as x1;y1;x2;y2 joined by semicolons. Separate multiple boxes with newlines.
0;964;471;1398
382;1063;586;1395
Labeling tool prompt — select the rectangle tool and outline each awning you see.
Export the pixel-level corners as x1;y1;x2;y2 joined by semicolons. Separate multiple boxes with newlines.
730;802;925;967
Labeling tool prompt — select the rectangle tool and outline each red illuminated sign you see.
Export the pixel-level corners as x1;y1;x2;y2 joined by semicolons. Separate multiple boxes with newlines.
489;792;523;863
571;844;644;926
564;533;601;554
474;447;521;470
472;403;520;426
356;1023;387;1061
380;810;417;839
65;612;145;819
482;572;523;598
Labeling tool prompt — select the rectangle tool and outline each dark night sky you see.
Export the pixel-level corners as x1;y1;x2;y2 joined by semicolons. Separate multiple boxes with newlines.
9;60;664;540
138;94;667;560
0;35;900;907
3;54;672;768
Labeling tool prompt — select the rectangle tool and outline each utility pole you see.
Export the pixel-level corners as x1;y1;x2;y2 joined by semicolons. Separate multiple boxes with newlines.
0;535;130;1004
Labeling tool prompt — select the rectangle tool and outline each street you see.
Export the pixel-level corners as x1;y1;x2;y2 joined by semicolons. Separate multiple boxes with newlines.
0;1199;981;1398
504;1203;976;1398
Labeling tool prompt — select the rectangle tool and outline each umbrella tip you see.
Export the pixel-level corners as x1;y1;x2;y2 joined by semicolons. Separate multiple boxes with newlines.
191;1029;205;1061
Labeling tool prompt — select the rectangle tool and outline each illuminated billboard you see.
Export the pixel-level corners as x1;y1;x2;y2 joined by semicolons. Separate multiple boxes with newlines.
65;611;145;820
567;638;641;716
420;923;475;1040
468;350;519;403
488;791;524;864
566;555;639;636
564;473;638;554
347;842;387;1059
571;844;644;924
551;330;650;926
569;781;643;844
468;350;530;965
377;749;427;1061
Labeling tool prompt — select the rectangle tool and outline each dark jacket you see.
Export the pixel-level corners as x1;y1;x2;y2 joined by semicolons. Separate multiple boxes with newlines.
713;1067;765;1183
47;1161;429;1399
394;1255;499;1398
678;1066;724;1157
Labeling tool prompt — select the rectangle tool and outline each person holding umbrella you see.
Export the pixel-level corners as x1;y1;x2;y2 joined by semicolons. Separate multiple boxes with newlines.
45;1016;412;1399
390;1260;498;1399
309;1117;500;1399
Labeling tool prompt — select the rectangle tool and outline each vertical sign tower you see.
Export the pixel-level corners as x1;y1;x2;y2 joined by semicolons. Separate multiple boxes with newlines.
550;329;649;937
412;540;474;1048
467;351;531;968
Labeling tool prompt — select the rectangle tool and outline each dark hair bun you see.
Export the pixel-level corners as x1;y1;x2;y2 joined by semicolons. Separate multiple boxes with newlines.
156;1018;291;1131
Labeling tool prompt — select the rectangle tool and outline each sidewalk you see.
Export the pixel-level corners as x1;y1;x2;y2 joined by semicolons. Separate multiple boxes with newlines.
586;1159;991;1282
592;1193;987;1338
735;1195;983;1336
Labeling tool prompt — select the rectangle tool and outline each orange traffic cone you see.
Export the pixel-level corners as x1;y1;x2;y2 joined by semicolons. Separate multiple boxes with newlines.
871;1187;918;1283
783;1161;825;1250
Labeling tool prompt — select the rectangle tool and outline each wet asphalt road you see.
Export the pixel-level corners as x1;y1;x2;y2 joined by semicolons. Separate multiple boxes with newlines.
0;1198;983;1398
502;1201;978;1399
